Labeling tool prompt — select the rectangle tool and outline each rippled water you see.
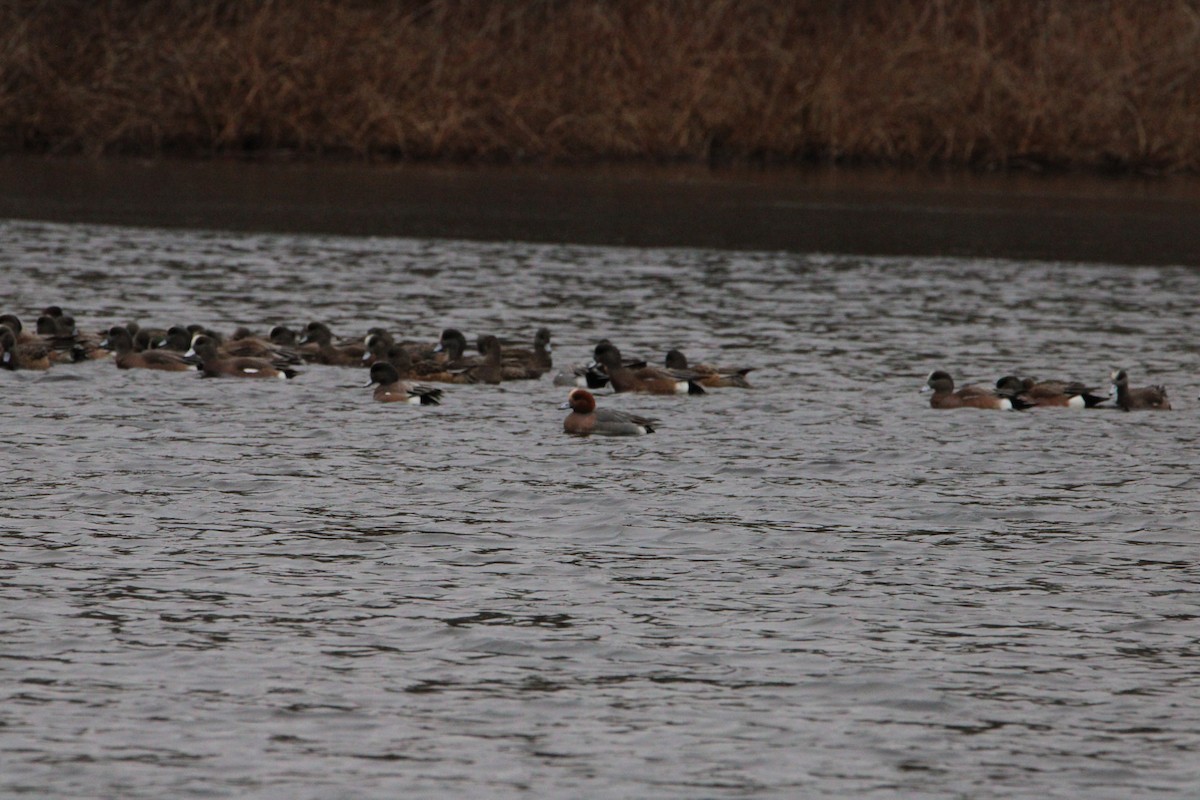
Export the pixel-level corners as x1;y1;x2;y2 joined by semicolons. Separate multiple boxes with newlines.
2;218;1199;799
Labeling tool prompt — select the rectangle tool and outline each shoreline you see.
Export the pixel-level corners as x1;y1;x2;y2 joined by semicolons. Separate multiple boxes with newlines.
2;155;1199;266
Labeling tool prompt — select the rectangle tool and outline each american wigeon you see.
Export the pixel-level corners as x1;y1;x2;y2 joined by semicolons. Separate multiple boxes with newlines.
433;328;480;368
44;310;104;358
0;325;50;370
133;325;169;352
123;321;167;352
363;332;389;366
0;315;40;345
364;332;404;365
363;331;440;367
187;324;224;345
297;322;366;366
160;325;242;355
0;316;62;359
56;313;106;358
364;326;394;346
494;328;553;375
923;370;1028;410
33;315;83;363
373;343;423;377
186;335;299;379
561;388;656;436
35;313;67;339
40;305;65;321
664;349;753;388
381;343;451;381
487;332;547;380
157;325;194;351
552;337;644;389
410;334;503;384
995;375;1109;408
269;325;300;347
366;362;444;405
360;329;390;364
592;342;704;395
101;326;195;371
1111;369;1170;411
472;335;505;384
219;329;303;364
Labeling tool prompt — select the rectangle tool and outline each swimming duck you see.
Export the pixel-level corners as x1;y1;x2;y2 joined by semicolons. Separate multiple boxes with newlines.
592;342;704;395
186;335;300;379
994;375;1108;408
101;326;195;371
1111;369;1170;411
561;388;656;436
366;362;444;405
664;349;753;388
923;370;1028;410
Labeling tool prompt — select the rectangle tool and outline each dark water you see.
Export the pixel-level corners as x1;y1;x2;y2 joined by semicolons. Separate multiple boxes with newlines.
3;157;1200;265
2;218;1199;799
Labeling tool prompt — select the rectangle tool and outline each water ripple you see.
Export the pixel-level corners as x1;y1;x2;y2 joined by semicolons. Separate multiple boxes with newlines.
2;219;1199;799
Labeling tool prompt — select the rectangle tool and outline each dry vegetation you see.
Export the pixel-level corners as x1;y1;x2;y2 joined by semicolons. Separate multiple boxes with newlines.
2;0;1199;172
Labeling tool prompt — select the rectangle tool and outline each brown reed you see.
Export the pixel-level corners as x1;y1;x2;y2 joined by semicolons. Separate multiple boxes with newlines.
2;0;1199;173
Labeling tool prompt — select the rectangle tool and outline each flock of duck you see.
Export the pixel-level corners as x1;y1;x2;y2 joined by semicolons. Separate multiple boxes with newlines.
923;369;1171;411
0;306;761;437
2;307;1173;435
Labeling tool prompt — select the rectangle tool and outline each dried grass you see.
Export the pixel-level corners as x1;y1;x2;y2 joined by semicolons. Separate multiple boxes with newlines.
2;0;1199;172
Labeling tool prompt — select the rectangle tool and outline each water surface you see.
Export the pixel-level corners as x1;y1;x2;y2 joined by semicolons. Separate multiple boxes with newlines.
2;157;1200;265
1;219;1198;799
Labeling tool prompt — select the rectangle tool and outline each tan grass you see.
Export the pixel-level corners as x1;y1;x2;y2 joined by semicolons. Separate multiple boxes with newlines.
2;0;1199;172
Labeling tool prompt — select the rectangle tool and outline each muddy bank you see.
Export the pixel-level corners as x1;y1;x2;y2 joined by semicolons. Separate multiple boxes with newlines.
1;157;1197;266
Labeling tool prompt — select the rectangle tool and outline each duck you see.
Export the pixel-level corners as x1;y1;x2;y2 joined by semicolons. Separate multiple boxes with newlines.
372;343;425;376
0;315;36;345
389;344;464;384
409;334;503;385
591;342;704;395
33;314;85;363
664;349;753;388
185;335;300;379
187;324;224;345
360;329;391;365
552;337;646;389
362;332;392;366
363;331;439;367
157;325;194;352
923;370;1029;410
432;328;481;368
37;307;106;358
561;388;656;436
133;324;170;352
1111;369;1170;411
39;305;66;324
220;327;304;364
494;327;553;376
100;326;195;371
269;325;300;348
470;330;550;381
366;362;444;405
297;322;366;366
994;375;1109;408
472;335;505;384
0;325;51;370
